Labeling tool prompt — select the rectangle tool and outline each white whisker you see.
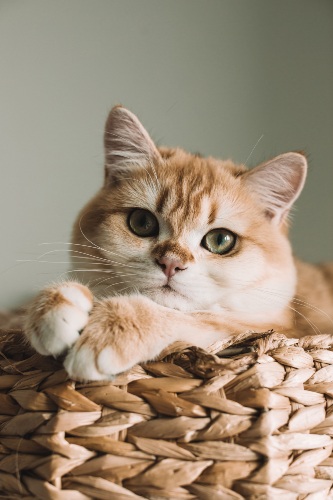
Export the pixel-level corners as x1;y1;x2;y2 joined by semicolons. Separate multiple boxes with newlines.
77;215;138;268
253;286;333;328
244;134;264;166
251;288;323;336
90;272;138;288
286;303;322;336
40;242;126;262
103;280;134;292
38;247;117;265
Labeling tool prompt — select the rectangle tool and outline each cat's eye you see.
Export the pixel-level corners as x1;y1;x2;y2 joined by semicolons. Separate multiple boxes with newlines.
202;228;236;255
128;209;159;237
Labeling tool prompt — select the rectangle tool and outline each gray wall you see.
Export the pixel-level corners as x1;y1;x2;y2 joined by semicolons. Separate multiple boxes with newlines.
1;0;332;309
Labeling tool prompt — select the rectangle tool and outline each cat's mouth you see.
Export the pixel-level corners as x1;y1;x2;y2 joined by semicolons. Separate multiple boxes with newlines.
142;282;194;311
145;282;185;297
161;283;188;300
143;279;189;300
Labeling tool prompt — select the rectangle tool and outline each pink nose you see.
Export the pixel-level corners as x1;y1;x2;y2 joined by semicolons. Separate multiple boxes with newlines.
156;256;187;278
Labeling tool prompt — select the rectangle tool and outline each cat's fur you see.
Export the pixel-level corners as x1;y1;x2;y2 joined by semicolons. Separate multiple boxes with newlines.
23;106;333;380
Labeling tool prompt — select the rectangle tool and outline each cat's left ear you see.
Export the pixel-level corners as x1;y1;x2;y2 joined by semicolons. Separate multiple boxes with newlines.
243;152;307;224
104;105;161;185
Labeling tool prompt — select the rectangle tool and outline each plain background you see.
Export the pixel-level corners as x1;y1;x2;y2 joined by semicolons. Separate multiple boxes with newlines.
0;0;332;309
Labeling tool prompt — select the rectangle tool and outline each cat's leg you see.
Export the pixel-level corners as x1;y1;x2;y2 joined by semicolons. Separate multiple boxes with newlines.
24;282;93;357
26;290;276;381
62;295;252;381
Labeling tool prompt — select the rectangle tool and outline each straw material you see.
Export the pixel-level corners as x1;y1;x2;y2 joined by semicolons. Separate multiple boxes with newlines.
0;328;333;499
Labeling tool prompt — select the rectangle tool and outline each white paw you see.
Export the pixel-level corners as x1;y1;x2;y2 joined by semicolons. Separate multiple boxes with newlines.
97;346;133;375
27;284;93;357
63;345;132;381
64;345;108;381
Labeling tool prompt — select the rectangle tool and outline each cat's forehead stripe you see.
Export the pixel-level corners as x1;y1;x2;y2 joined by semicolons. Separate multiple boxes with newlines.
208;202;218;225
156;183;211;229
156;181;237;237
156;188;169;214
153;180;251;237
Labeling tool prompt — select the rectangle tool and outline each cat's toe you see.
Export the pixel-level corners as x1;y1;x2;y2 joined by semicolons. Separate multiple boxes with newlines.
58;283;93;313
97;346;133;376
25;283;93;357
34;304;89;356
64;345;110;381
63;345;130;381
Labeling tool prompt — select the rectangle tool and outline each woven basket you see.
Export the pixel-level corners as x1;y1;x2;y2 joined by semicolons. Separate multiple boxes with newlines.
1;329;333;499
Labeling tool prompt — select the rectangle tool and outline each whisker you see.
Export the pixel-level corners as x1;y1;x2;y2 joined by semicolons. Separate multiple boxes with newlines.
18;258;116;268
17;259;72;265
90;276;117;288
40;242;128;262
251;288;322;336
77;215;138;268
103;279;134;292
90;273;138;288
118;284;137;295
286;303;322;336
37;247;117;265
253;286;333;328
291;297;333;326
16;260;134;272
65;268;135;274
244;134;264;166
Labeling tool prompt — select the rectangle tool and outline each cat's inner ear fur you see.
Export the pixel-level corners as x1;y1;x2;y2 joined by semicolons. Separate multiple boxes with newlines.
243;152;307;224
104;105;161;184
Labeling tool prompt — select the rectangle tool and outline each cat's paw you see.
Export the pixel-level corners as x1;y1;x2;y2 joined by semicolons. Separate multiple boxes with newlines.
63;345;121;381
64;342;137;381
62;296;166;381
24;282;93;357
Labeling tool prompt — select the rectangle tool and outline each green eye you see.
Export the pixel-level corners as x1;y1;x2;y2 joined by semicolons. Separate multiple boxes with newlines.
128;209;159;237
202;228;236;255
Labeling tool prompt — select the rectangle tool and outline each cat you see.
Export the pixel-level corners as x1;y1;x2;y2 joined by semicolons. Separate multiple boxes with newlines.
23;105;333;381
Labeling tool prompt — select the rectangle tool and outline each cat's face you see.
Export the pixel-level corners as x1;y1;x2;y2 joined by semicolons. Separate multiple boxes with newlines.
72;106;307;323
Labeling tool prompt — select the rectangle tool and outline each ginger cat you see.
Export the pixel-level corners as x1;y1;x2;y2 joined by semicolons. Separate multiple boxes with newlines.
24;106;333;380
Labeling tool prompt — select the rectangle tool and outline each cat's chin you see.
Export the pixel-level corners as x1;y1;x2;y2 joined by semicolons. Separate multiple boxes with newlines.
143;286;197;312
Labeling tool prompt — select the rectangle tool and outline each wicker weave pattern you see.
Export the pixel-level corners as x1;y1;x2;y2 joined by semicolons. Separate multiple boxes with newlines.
0;330;333;499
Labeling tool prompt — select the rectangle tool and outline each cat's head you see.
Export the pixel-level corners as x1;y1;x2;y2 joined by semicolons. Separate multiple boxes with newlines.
72;106;307;324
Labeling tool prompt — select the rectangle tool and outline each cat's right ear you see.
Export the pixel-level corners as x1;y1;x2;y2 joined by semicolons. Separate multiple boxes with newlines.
243;152;308;224
104;106;161;185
